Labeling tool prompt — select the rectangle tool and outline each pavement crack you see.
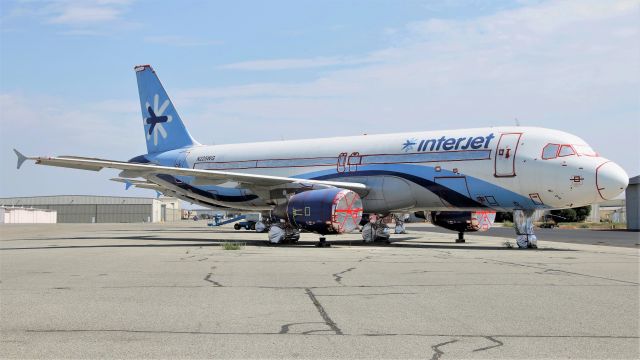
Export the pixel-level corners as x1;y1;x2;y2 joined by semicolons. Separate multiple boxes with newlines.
304;288;343;335
316;292;417;297
480;258;639;285
279;322;325;334
203;266;222;287
472;336;503;352
332;267;355;285
430;339;458;360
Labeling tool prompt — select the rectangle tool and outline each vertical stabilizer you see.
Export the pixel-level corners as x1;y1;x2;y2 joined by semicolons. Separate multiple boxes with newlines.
134;65;198;153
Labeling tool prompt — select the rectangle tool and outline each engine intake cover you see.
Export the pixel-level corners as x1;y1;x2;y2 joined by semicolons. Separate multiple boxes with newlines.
287;188;363;235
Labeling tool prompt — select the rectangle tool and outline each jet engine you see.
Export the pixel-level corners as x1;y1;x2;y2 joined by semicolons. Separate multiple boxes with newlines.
281;188;363;235
430;211;496;233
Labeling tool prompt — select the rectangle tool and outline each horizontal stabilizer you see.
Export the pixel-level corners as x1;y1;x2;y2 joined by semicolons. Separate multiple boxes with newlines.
13;149;27;169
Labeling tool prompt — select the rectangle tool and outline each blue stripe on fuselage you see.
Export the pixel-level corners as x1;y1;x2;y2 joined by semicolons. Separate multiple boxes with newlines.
295;164;542;210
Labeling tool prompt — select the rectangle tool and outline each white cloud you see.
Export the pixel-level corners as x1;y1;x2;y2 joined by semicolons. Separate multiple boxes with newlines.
48;5;121;25
144;35;223;47
4;0;135;32
219;56;374;71
0;92;141;155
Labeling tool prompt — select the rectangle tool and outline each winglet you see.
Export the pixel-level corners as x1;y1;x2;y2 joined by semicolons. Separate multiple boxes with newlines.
124;180;133;190
13;149;28;169
155;190;162;198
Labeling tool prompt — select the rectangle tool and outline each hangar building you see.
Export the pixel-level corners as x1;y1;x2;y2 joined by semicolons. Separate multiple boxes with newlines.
0;195;181;223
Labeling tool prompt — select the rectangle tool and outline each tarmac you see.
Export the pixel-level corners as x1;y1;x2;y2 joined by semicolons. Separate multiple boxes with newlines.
1;222;639;359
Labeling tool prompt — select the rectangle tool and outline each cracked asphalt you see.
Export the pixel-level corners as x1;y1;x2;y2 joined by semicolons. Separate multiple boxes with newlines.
1;222;639;359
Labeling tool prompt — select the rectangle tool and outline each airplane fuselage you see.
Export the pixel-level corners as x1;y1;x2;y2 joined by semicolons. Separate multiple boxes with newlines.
138;126;627;214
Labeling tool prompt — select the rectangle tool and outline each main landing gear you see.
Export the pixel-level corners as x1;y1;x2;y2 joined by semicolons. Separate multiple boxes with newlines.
362;215;391;243
267;222;300;244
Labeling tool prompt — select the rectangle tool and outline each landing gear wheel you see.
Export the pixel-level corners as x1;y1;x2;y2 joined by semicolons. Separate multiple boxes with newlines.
362;221;390;243
268;225;285;244
517;235;538;249
362;223;375;243
255;221;267;233
234;223;240;230
316;237;331;247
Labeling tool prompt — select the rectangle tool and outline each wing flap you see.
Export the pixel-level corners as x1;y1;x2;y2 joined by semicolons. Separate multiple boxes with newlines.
36;158;103;171
110;178;162;190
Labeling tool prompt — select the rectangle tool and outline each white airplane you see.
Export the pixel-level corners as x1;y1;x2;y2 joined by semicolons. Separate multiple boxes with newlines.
14;65;629;248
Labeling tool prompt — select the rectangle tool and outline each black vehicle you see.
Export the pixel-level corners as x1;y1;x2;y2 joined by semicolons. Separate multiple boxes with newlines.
234;221;256;231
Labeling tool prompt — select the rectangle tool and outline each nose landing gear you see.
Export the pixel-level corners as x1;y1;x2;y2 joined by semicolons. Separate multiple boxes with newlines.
514;209;538;249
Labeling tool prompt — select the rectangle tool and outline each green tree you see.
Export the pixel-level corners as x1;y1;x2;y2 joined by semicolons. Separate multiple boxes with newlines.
495;212;513;222
550;205;591;222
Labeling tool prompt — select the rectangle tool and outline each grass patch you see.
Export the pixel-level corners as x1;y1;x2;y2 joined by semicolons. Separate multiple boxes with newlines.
554;222;627;230
502;221;513;227
221;242;244;250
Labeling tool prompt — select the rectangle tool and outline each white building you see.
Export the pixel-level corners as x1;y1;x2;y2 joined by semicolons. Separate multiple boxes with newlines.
0;207;57;224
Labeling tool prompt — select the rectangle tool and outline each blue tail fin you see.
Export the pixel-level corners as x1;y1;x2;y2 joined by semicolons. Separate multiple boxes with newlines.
134;65;198;153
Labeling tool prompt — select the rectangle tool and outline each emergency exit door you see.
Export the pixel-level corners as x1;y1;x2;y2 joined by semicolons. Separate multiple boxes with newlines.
494;133;521;177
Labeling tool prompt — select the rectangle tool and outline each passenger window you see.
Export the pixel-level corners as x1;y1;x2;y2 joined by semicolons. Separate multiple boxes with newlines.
558;145;576;157
542;144;559;159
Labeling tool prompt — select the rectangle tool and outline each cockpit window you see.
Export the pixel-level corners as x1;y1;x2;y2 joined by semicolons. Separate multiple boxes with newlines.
558;145;576;157
542;144;560;159
573;144;598;157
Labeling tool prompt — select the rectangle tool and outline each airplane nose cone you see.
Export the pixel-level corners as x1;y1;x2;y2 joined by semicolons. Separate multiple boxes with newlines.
596;161;629;200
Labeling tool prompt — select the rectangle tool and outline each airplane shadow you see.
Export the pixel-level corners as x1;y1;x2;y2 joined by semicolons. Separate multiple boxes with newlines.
1;235;576;252
107;228;251;234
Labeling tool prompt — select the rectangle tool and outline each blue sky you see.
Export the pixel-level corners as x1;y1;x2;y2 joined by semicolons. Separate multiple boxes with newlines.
1;0;639;198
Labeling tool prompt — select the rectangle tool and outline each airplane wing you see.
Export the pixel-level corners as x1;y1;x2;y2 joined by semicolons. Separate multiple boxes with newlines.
15;150;368;195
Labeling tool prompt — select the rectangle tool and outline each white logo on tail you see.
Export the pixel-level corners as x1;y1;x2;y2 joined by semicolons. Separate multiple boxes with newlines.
145;94;173;146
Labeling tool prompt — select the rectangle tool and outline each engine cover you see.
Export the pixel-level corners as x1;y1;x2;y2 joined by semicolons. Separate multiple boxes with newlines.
287;188;363;235
431;211;496;233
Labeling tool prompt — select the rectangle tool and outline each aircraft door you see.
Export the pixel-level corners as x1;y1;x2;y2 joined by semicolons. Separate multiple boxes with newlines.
337;152;347;173
494;133;521;177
